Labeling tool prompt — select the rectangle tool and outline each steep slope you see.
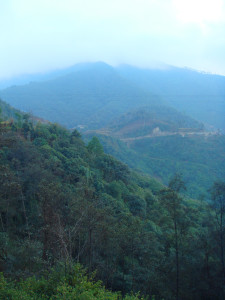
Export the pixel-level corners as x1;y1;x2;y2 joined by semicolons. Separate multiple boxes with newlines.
117;65;225;131
0;62;162;129
0;98;21;121
1;115;225;299
0;98;48;125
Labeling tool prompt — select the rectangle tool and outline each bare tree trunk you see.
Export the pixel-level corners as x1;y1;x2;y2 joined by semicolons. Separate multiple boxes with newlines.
174;220;179;300
42;225;48;260
0;213;4;231
89;228;92;273
21;191;30;239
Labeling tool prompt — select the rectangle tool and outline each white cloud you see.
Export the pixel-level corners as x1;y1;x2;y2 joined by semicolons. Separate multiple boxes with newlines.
0;0;225;78
172;0;225;24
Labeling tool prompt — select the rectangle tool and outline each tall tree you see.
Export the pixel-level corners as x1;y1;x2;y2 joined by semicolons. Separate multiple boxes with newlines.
210;181;225;293
159;174;186;300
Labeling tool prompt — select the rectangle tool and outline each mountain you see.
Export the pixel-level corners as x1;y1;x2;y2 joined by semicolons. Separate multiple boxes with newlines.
1;62;223;198
103;106;204;138
1;114;225;299
0;62;163;129
1;62;224;131
117;64;225;132
84;108;224;198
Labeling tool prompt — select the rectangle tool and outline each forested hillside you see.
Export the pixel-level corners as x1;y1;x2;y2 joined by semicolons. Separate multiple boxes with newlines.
1;0;225;297
0;99;21;121
104;106;204;138
90;133;225;199
0;113;225;299
1;62;224;131
84;106;224;199
117;65;225;131
0;61;224;201
0;62;162;129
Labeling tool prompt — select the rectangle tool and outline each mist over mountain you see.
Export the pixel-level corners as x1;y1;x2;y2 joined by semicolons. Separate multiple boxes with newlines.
0;61;224;198
117;64;225;131
0;62;162;129
0;62;103;89
0;62;224;132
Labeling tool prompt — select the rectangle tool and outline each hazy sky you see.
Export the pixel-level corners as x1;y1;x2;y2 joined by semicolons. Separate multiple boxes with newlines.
1;0;225;79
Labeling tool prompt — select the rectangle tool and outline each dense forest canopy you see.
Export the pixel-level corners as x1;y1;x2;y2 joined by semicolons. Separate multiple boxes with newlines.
0;109;225;299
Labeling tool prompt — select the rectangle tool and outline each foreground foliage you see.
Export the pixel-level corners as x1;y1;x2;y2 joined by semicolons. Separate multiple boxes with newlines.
0;264;144;299
0;114;224;299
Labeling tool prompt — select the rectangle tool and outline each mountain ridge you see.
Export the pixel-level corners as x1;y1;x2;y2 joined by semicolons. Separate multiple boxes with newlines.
117;64;225;131
1;61;224;131
0;63;164;129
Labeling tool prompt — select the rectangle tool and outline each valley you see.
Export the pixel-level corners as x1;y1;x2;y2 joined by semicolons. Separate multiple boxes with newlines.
1;0;225;298
0;63;224;200
0;62;224;299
